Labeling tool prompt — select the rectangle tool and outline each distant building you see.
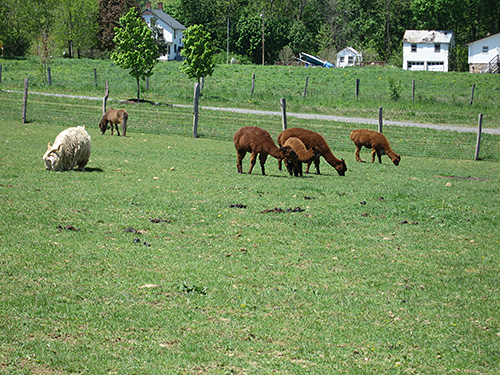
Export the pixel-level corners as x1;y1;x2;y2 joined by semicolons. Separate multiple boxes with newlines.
466;32;500;73
142;1;186;61
402;30;454;72
336;47;362;68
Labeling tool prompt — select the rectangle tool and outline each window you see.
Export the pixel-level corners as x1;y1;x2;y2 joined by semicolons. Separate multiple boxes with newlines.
339;56;345;63
348;56;354;63
411;44;417;52
434;43;440;52
483;46;489;53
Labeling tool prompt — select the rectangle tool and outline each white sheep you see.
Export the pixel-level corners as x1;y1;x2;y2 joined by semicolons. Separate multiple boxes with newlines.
43;126;91;171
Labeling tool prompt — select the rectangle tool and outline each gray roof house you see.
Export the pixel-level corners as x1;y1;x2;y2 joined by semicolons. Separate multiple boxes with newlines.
402;30;455;72
142;1;186;61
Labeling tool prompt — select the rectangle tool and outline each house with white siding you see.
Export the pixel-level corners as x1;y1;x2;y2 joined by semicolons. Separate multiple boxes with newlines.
142;1;186;61
402;30;454;72
466;32;500;73
336;47;362;68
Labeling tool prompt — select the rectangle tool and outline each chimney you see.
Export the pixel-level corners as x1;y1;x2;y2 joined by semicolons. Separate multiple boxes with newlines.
158;2;163;11
145;1;151;9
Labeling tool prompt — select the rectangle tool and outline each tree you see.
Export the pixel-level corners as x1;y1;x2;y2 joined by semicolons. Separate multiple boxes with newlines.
52;0;99;58
98;0;140;51
111;8;159;101
180;24;216;83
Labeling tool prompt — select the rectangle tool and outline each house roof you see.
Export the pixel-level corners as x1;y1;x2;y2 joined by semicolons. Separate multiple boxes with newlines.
337;47;362;56
142;8;186;30
403;30;454;44
465;32;500;45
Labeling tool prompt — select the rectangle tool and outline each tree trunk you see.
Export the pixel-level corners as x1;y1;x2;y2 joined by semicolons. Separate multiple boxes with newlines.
137;77;140;101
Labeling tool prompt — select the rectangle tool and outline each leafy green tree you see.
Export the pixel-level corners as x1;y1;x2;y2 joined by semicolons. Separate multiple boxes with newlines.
52;0;99;58
111;8;159;101
180;24;216;83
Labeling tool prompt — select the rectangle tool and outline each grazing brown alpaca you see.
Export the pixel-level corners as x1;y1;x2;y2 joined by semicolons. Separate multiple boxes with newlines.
277;127;347;176
282;137;320;177
99;108;128;136
350;129;401;165
233;126;299;175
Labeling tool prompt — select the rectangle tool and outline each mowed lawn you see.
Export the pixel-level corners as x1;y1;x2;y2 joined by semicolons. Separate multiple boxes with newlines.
0;119;499;374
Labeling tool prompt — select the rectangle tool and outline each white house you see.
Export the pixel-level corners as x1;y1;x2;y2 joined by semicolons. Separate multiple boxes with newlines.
336;47;362;68
402;30;454;72
466;32;500;73
142;1;186;61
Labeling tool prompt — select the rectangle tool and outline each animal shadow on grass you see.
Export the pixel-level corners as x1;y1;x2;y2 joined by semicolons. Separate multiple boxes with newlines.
83;167;104;172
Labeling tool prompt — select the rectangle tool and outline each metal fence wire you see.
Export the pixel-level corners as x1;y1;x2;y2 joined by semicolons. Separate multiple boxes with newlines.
1;91;499;162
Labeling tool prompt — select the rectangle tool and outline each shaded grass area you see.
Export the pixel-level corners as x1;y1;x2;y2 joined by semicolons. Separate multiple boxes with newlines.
0;120;499;374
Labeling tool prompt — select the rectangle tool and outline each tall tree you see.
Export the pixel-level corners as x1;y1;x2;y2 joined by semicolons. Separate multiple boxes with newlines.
111;7;158;100
98;0;140;51
180;24;216;83
52;0;99;58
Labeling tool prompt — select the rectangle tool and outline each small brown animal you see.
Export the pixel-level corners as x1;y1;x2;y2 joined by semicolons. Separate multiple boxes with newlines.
350;129;400;165
282;137;320;177
99;108;128;136
233;126;299;175
277;127;347;176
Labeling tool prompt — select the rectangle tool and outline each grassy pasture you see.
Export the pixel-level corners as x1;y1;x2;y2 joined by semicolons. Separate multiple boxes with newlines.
1;115;499;374
1;58;500;128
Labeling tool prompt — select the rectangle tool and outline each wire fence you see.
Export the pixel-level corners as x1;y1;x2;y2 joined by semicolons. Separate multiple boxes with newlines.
1;90;499;162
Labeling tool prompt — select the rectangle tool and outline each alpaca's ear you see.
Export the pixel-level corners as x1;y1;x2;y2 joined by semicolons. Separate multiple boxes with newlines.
47;142;52;149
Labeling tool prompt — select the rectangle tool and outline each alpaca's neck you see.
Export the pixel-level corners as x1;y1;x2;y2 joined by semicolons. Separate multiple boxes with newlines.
269;145;286;159
323;148;343;167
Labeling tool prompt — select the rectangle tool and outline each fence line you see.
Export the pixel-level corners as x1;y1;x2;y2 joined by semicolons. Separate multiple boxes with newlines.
1;89;499;162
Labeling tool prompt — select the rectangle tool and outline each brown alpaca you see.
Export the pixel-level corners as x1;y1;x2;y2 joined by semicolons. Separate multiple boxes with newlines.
277;128;347;176
99;108;128;136
282;137;320;177
233;126;299;175
350;129;401;165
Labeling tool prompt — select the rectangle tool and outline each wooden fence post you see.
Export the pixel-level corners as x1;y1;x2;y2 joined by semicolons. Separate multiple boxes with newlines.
303;76;309;97
146;76;149;91
412;79;415;101
102;81;109;115
22;78;29;123
474;113;483;160
378;107;383;133
470;84;475;105
193;82;200;138
47;67;52;85
0;64;2;84
280;98;287;130
251;73;255;95
94;68;97;88
355;78;360;99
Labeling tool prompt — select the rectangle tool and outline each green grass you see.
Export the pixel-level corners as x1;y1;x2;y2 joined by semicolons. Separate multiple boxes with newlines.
1;119;499;374
1;57;500;128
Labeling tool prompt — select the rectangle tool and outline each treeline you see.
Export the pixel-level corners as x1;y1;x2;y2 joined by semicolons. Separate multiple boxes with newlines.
1;0;499;70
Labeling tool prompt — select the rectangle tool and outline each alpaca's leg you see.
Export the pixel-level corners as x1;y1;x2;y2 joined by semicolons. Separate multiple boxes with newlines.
313;157;321;174
236;150;245;173
115;122;120;136
248;152;258;174
371;148;377;163
259;153;268;175
376;149;383;163
278;158;283;171
305;161;311;173
355;145;363;162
